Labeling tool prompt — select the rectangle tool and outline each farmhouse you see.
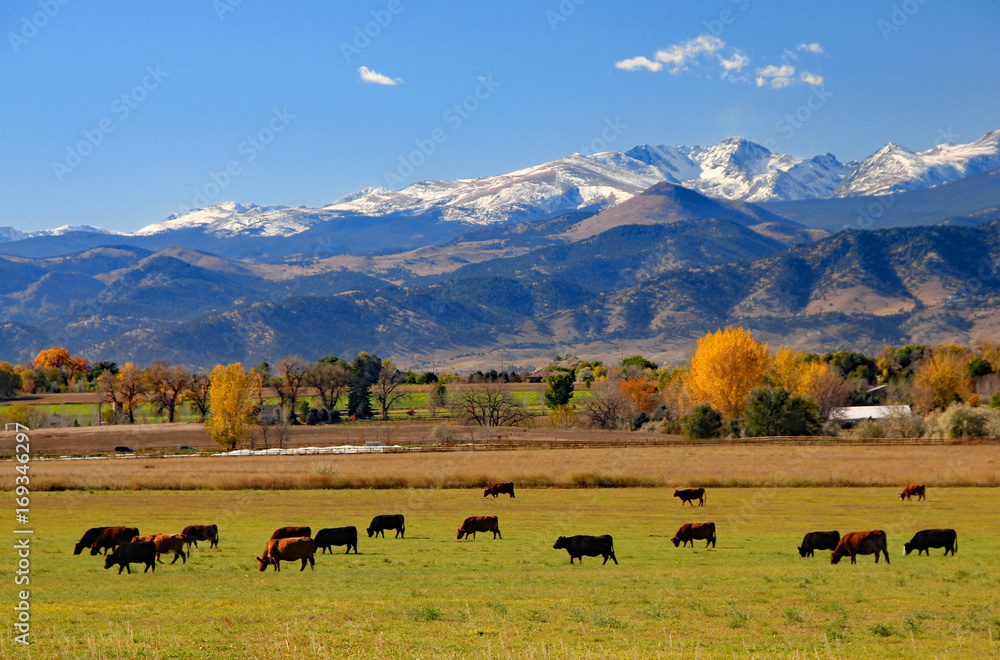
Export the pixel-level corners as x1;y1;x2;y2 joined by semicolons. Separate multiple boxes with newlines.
827;405;912;428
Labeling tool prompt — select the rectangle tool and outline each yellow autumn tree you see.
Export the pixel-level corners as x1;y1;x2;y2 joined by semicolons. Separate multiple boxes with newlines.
770;347;829;398
34;346;71;369
205;363;263;450
686;327;771;419
911;351;973;411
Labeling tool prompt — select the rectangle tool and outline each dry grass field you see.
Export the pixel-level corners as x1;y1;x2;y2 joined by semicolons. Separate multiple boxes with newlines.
10;443;1000;491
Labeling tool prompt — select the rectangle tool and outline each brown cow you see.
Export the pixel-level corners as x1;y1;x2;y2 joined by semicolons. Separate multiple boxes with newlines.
181;524;219;552
270;526;311;540
484;482;515;498
831;530;890;564
134;533;187;564
90;527;139;556
673;488;706;506
74;527;110;555
457;515;502;540
900;484;925;501
257;537;315;572
671;522;716;548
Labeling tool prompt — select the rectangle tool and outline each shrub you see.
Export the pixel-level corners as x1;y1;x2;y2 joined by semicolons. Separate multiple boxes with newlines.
430;424;460;445
681;404;723;439
742;387;822;437
924;402;1000;439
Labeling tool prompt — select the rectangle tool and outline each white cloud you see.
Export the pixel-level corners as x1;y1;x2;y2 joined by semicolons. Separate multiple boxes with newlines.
614;56;662;72
358;66;401;86
755;64;796;88
718;52;750;77
615;36;748;78
654;35;724;73
797;42;824;54
799;71;824;86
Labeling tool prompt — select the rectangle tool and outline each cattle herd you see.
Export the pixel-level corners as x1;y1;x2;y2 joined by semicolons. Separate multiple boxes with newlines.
73;481;958;575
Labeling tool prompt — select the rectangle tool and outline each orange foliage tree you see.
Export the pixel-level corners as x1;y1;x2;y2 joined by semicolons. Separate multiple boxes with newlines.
686;327;771;419
33;346;71;369
619;377;659;414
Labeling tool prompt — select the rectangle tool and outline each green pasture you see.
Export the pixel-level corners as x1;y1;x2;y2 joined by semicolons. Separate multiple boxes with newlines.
9;487;1000;658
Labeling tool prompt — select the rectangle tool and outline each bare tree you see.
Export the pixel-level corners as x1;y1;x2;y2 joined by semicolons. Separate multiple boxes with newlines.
145;362;191;422
455;383;530;427
426;383;447;417
188;374;211;420
373;359;406;420
98;362;146;424
274;356;308;423
306;361;348;413
582;377;631;430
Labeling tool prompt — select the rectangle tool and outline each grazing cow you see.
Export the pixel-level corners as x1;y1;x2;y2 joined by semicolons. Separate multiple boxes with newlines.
552;535;617;565
90;527;139;556
104;541;157;574
181;524;219;552
74;527;110;555
904;529;958;557
270;526;311;541
134;534;187;564
367;514;405;538
673;488;706;506
256;537;315;572
798;531;840;558
483;482;515;498
831;530;890;564
315;526;358;554
457;516;501;540
671;522;717;548
900;484;925;501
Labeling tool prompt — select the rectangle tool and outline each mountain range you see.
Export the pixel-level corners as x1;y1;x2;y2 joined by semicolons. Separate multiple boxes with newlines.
1;129;998;370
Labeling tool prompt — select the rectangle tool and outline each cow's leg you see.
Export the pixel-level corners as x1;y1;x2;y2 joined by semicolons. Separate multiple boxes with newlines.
300;558;307;571
884;549;890;564
157;553;164;564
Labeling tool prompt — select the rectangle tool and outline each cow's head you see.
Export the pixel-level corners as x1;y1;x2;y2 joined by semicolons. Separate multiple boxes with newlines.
797;546;808;557
903;542;913;555
103;553;117;570
671;537;681;547
366;528;375;538
899;491;906;500
552;536;567;550
673;490;680;497
457;527;466;540
73;541;87;555
483;488;490;497
89;543;101;556
830;551;843;564
257;556;271;571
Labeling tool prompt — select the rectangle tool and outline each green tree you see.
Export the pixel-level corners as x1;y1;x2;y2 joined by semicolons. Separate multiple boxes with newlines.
544;372;574;409
742;387;822;437
621;354;658;371
348;352;381;419
0;362;21;399
681;404;723;439
968;357;993;378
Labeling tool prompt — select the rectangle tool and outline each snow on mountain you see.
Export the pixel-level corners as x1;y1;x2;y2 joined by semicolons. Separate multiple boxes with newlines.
0;224;120;243
833;129;1000;197
322;153;664;224
625;138;852;202
6;130;999;243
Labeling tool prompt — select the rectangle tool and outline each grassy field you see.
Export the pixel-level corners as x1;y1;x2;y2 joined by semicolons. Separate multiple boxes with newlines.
7;487;1000;658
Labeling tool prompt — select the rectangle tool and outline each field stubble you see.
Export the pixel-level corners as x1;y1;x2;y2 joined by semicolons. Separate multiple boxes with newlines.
8;443;1000;491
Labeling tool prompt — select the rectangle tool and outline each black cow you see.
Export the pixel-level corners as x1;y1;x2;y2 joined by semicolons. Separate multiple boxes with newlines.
315;526;358;554
798;530;840;557
104;541;157;574
74;527;110;555
552;535;617;565
367;514;405;538
904;529;957;557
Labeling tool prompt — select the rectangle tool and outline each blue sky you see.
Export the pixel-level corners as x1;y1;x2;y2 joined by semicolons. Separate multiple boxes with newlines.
2;0;998;233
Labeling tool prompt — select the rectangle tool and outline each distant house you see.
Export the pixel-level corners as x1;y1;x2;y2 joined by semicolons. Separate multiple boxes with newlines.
828;405;912;427
257;404;283;424
525;370;563;383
